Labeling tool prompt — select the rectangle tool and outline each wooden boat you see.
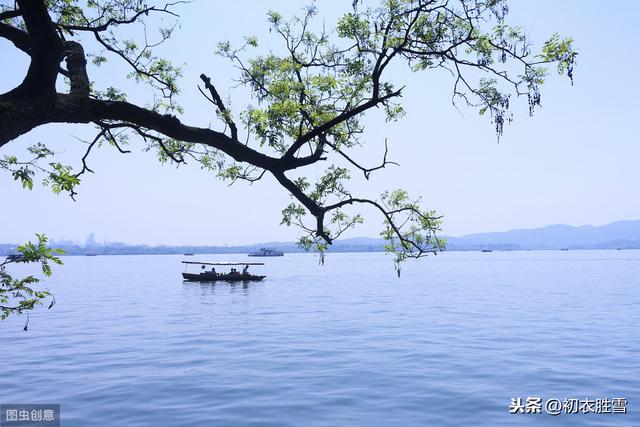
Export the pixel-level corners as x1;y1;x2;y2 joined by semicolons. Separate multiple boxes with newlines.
182;261;265;282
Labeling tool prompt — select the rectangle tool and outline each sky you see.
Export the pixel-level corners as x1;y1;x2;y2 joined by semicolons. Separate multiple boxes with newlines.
1;1;639;246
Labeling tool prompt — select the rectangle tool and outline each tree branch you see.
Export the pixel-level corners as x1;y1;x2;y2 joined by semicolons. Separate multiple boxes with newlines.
283;87;404;159
64;41;90;98
326;138;398;180
60;2;186;33
0;9;22;21
0;22;30;55
11;0;63;97
199;73;238;141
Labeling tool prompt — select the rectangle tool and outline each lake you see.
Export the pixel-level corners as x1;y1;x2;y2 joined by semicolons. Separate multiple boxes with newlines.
1;251;638;426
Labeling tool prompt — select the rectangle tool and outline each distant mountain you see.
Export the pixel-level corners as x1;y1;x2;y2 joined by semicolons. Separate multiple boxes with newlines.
2;221;639;256
444;220;640;250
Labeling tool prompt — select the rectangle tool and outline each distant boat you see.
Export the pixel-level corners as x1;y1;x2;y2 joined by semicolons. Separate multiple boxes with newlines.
86;253;97;256
184;253;194;256
560;248;569;251
248;248;284;257
182;261;265;282
481;249;492;253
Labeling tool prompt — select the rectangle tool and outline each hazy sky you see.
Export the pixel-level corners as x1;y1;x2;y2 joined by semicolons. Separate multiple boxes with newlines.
2;1;639;246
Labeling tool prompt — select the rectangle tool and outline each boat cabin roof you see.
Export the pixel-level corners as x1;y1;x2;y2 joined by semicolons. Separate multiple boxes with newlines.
182;261;265;266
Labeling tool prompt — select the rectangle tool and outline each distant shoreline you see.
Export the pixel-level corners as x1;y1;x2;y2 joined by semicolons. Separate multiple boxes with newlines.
1;246;638;257
3;220;639;256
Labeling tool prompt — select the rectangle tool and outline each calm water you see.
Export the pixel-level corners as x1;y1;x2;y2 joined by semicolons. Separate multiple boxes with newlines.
1;251;639;426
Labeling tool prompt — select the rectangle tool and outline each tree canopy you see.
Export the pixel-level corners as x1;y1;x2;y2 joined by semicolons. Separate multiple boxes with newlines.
1;0;575;321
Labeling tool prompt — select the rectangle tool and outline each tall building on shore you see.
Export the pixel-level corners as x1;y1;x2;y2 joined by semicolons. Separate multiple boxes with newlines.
86;233;96;247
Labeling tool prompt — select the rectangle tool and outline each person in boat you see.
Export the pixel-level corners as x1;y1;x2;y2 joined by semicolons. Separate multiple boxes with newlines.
242;265;249;275
210;267;217;276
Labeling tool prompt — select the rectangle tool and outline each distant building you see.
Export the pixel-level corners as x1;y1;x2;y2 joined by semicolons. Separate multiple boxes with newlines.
86;233;97;247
